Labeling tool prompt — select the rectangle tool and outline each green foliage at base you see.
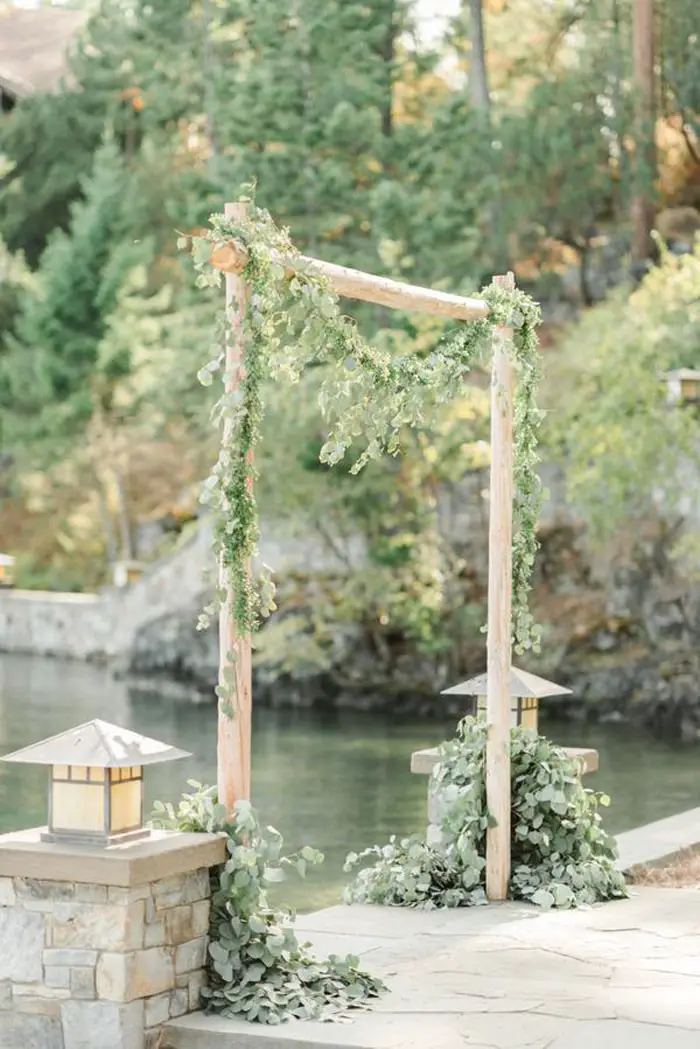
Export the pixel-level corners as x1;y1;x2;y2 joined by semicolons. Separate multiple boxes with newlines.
344;720;628;910
152;784;385;1025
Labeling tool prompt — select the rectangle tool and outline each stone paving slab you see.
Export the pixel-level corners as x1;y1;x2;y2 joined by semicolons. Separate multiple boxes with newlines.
164;887;700;1049
615;806;700;871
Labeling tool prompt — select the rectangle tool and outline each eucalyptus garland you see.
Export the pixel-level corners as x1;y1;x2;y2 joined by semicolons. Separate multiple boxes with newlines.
344;720;628;910
152;785;385;1024
188;198;544;680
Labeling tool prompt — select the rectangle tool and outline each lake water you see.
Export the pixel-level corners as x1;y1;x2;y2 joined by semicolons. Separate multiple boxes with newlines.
2;653;700;910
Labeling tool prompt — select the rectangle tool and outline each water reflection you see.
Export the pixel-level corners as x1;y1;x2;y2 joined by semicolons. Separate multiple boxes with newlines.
2;653;700;910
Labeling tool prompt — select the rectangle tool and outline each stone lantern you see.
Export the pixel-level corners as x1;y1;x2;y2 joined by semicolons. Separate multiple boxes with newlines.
663;368;700;406
112;559;145;588
1;719;190;846
411;667;598;845
440;665;572;733
0;552;15;588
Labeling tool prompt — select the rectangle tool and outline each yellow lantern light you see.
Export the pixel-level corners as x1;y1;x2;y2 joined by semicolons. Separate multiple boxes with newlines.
113;560;145;588
1;719;190;847
662;368;700;406
440;666;572;734
0;553;15;588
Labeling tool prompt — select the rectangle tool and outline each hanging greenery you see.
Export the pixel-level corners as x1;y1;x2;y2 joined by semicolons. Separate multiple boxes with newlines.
344;719;628;909
188;197;544;669
152;786;385;1024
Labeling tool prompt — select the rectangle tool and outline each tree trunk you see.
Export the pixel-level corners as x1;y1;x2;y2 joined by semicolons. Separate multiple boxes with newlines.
95;475;118;565
202;0;220;164
380;0;396;138
612;0;628;222
112;462;133;561
631;0;655;265
467;0;491;114
579;241;594;307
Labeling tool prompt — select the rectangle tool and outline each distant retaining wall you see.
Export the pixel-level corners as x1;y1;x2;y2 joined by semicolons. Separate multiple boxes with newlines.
0;462;568;663
0;526;213;661
0;521;366;661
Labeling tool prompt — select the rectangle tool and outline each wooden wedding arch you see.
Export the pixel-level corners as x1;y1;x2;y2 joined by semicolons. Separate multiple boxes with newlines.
210;201;521;901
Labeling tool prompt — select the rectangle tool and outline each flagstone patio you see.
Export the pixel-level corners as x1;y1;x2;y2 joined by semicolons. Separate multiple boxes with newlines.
164;885;700;1049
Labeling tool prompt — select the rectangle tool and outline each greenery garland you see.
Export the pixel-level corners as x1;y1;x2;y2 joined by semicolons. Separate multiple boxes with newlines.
344;719;628;909
152;786;385;1024
188;197;544;686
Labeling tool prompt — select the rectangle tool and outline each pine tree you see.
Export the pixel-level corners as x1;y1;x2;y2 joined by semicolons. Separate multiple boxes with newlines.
5;137;148;441
0;0;200;264
206;0;412;271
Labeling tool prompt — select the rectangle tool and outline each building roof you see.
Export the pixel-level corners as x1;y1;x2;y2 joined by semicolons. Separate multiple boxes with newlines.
0;6;88;99
1;719;191;767
441;666;572;699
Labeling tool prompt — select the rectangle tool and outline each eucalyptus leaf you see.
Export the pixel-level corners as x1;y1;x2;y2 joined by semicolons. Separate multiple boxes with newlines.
344;721;627;912
151;778;386;1024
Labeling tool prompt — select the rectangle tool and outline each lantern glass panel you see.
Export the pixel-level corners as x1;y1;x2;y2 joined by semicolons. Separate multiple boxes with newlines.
71;766;88;782
51;779;104;833
110;778;142;833
88;766;104;782
54;764;69;780
520;698;539;731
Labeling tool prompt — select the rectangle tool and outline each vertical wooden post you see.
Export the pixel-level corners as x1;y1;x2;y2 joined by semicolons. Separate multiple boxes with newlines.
217;200;253;814
485;272;515;901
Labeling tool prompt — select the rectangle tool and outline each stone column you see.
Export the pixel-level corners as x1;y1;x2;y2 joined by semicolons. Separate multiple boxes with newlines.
0;827;225;1049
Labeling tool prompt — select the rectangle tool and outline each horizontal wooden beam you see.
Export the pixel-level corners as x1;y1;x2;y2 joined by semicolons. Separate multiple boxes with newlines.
210;241;489;322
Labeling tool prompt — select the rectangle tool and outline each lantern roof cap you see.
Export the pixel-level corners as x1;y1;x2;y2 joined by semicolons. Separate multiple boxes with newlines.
441;666;572;699
0;553;15;565
0;719;191;768
663;368;700;380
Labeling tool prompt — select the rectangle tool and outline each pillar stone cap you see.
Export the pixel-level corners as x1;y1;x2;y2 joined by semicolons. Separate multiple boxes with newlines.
411;745;599;777
0;826;226;886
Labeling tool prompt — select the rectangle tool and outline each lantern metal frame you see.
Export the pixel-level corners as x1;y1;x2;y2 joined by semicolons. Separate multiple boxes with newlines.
44;763;147;847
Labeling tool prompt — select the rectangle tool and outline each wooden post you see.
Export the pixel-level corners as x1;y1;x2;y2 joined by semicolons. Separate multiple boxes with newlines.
217;200;253;814
485;272;515;901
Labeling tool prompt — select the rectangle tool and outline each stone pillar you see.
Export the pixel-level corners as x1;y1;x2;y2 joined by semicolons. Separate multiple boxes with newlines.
0;827;225;1049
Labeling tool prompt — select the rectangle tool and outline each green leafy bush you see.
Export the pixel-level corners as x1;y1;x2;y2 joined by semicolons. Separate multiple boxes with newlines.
152;783;385;1025
345;720;628;910
547;243;700;538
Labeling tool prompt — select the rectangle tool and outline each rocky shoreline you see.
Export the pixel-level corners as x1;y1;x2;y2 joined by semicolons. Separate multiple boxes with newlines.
117;515;700;743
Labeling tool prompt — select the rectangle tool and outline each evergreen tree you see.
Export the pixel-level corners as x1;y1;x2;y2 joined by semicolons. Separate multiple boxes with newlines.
207;0;413;270
0;0;200;263
4;137;147;442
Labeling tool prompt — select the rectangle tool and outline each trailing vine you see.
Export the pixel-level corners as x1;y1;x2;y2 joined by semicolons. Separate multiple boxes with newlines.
152;785;385;1024
344;719;628;910
187;196;544;678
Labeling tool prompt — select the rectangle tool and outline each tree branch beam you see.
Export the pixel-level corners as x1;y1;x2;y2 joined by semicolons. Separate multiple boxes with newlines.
210;241;490;322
